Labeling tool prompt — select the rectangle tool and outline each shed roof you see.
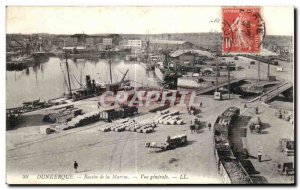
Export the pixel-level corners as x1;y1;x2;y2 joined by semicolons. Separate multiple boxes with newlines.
150;40;191;45
170;49;215;58
261;48;279;56
63;46;86;50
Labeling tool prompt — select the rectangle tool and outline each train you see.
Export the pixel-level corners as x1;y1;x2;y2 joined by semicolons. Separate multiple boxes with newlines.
213;107;253;184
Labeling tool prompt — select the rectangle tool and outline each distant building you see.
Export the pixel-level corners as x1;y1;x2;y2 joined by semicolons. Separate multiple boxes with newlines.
69;34;122;47
63;46;87;53
103;38;113;46
120;39;143;54
150;40;194;51
96;43;106;51
170;49;214;66
126;40;142;48
71;33;88;46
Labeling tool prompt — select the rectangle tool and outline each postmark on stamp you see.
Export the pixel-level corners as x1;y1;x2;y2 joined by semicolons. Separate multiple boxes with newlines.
222;7;265;54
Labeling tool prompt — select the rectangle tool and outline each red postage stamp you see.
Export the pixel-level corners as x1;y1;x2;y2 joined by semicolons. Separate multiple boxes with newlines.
222;7;265;54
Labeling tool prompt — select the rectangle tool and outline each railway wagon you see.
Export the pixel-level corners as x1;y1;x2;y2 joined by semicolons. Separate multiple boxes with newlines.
214;107;240;139
220;159;253;184
100;105;138;122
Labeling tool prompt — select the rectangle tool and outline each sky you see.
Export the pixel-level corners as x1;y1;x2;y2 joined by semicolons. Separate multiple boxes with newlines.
6;6;294;36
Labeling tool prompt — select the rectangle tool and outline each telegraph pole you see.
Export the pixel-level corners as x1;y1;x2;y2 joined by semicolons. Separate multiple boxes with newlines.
216;58;219;92
258;61;261;81
267;62;270;81
228;62;230;100
215;42;219;92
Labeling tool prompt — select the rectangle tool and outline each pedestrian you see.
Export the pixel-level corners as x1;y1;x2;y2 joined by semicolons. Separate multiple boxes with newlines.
208;123;212;131
255;106;259;114
244;104;247;108
191;106;195;115
257;150;262;162
166;136;171;144
200;101;203;107
74;161;78;173
190;119;195;133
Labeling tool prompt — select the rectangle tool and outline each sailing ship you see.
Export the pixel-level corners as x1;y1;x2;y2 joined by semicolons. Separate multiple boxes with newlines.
154;50;181;89
32;43;52;63
61;48;131;101
141;31;156;71
6;55;35;70
7;37;51;70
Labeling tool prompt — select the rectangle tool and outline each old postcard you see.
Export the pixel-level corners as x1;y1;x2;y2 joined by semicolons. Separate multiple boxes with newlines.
6;6;294;184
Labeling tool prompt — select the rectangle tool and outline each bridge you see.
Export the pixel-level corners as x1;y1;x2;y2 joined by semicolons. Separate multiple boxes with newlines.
260;82;293;103
196;78;245;95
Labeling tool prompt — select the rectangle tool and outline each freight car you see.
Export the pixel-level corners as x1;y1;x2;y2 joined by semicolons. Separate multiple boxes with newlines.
213;107;252;184
214;107;240;139
100;105;138;122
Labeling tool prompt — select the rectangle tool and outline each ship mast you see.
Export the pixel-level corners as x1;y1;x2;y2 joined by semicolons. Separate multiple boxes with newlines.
215;58;219;92
147;29;150;67
65;51;72;96
108;46;112;84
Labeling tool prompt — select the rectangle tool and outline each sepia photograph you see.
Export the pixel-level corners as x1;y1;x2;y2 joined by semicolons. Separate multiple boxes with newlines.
5;6;295;184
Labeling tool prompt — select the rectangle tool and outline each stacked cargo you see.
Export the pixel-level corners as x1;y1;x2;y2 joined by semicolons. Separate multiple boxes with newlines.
221;160;252;184
63;111;100;130
154;110;184;125
100;119;156;133
43;107;82;123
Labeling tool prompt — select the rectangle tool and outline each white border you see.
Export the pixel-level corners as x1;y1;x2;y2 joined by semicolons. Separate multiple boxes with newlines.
1;0;298;190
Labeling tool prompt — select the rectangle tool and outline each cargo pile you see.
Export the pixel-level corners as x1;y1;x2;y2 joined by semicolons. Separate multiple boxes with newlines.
222;160;252;184
100;118;156;133
62;111;100;130
43;106;82;123
154;110;184;125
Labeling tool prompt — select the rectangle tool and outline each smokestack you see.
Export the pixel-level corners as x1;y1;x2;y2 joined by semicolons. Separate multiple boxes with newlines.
86;75;92;90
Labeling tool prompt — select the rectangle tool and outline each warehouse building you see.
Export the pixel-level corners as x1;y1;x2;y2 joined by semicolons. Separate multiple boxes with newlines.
149;40;194;51
170;49;215;66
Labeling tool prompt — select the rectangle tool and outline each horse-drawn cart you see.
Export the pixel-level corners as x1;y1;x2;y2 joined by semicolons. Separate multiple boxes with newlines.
249;116;262;134
145;134;187;152
274;162;294;176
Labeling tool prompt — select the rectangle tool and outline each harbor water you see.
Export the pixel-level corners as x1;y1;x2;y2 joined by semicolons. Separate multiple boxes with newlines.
6;57;158;108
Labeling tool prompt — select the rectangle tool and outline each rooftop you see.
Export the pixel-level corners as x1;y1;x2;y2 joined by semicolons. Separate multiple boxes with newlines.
170;49;215;58
62;46;86;50
261;48;279;56
150;40;191;45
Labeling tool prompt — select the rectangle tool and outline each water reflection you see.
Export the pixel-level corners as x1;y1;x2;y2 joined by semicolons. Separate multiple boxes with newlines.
6;57;158;108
